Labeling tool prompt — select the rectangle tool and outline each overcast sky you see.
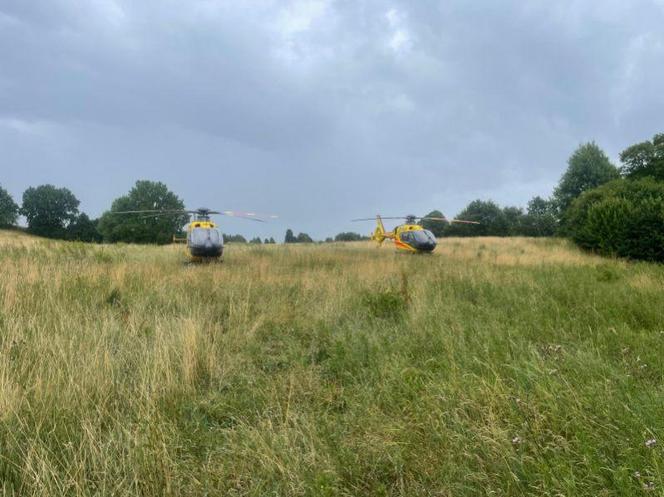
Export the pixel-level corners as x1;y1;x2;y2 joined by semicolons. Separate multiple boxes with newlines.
1;0;663;240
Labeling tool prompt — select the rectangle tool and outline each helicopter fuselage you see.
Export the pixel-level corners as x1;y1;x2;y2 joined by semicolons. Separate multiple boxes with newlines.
391;224;437;253
358;214;477;253
368;216;437;253
186;220;223;261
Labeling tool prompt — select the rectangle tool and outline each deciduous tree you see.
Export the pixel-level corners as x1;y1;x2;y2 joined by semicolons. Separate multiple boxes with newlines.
21;184;80;238
520;196;557;237
0;185;19;227
446;200;506;236
284;229;296;243
334;232;367;241
296;232;313;243
554;142;619;215
66;213;102;242
420;210;447;237
98;181;187;244
619;133;664;181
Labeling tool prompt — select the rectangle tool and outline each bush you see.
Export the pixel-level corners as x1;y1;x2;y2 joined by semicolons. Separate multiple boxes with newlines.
565;179;664;262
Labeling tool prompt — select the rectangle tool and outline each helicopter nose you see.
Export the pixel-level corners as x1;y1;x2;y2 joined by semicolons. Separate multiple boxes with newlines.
419;240;436;251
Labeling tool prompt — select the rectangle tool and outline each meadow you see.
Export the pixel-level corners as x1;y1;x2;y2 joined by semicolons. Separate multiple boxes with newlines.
1;230;663;496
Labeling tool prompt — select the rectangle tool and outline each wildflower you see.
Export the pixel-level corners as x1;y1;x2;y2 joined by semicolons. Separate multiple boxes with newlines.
633;471;641;478
511;436;522;445
643;481;655;491
645;438;656;448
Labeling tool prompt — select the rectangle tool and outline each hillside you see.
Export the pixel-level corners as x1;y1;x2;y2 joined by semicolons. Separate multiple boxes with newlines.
1;232;663;496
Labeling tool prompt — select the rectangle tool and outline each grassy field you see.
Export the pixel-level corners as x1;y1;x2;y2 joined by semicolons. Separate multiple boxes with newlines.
1;230;664;496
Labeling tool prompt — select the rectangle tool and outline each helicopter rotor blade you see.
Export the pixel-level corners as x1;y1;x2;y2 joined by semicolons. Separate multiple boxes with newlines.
109;208;277;222
110;209;189;215
216;210;279;222
419;216;449;222
136;211;267;222
352;215;480;225
352;216;409;222
135;213;190;220
218;211;265;222
448;219;481;224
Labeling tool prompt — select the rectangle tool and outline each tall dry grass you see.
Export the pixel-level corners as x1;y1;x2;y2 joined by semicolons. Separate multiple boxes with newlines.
0;231;663;496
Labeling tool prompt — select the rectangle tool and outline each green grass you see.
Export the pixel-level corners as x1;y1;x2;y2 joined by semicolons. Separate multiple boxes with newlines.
1;231;664;496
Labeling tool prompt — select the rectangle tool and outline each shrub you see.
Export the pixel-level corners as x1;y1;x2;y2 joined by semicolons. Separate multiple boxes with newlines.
565;179;664;262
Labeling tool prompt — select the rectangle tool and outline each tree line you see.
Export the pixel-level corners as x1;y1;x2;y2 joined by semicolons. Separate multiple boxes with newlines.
562;134;664;262
426;132;663;261
2;131;662;260
0;180;274;244
0;184;102;242
315;132;663;261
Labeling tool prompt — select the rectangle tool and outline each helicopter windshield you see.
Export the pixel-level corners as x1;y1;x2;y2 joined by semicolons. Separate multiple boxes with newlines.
410;230;436;243
189;227;221;246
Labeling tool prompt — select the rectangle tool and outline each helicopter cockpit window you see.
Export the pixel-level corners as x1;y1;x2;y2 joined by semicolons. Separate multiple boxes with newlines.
190;227;221;246
410;230;436;244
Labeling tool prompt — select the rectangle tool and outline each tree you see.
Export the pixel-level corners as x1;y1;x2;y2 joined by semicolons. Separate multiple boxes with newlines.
502;206;525;236
249;237;262;244
285;229;297;243
619;133;664;181
296;232;313;243
520;196;557;236
21;184;80;238
66;213;102;242
98;181;187;244
334;232;367;241
0;185;19;227
223;234;247;243
445;200;506;236
420;210;447;237
554;142;619;215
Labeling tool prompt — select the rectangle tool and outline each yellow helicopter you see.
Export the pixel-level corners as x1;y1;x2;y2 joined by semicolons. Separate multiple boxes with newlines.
352;214;479;253
113;207;275;261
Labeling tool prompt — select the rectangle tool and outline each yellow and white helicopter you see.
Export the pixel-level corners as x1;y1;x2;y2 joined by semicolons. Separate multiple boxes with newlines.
113;207;275;261
352;214;479;253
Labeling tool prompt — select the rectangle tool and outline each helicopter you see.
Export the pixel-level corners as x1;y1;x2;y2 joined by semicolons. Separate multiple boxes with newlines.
352;214;479;253
111;207;275;262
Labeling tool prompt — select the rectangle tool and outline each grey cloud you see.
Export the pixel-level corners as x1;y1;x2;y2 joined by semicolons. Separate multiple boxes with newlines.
1;0;663;239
